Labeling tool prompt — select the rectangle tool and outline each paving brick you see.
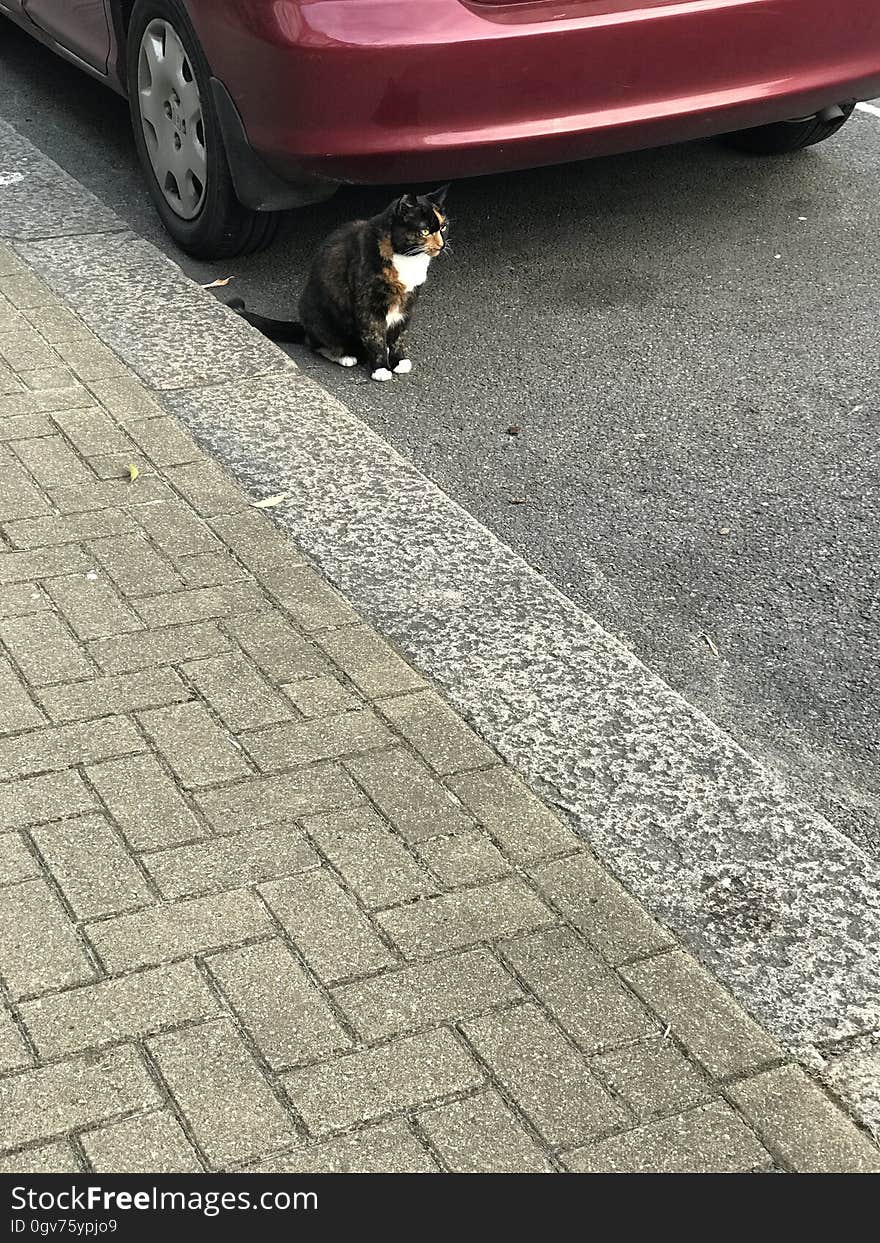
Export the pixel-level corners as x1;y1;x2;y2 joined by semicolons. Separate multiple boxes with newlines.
420;1089;554;1173
0;717;144;782
462;1004;625;1147
273;565;360;631
195;765;359;834
0;1047;159;1152
89;621;230;673
306;805;433;909
39;667;189;723
0;414;53;442
143;824;318;899
88;376;164;423
209;939;349;1068
726;1065;880;1173
180;651;292;732
0;878;95;999
318;625;425;698
21;306;94;345
31;814;153;920
620;949;783;1078
0;358;21;393
0;581;48;618
224;610;331;683
449;767;575;862
0;833;40;885
0;273;58;309
0;1142;82;1174
564;1101;771;1173
0;612;93;685
46;573;142;640
0;545;91;584
0;659;44;734
21;368;78;392
379;691;496;775
3;509;134;549
51;406;132;456
530;852;674;964
333;947;520;1041
0;1008;31;1073
0;770;96;830
134;582;267;628
87;753;206;850
243;710;391;773
53;339;127;382
20;961;219;1059
283;1029;483;1137
78;451;144;480
593;1041;714;1120
500;927;655;1053
0;328;58;370
165;460;247;516
261;870;395;982
281;675;360;719
49;477;171;513
149;1018;297;1169
378;878;554;959
89;531;183;596
251;1121;436;1173
0;387;93;418
11;434;93;489
137;700;252;787
133;499;222;558
0;456;50;520
82;1111;202;1174
210;509;307;578
176;551;249;587
86;890;273;972
346;748;474;842
416;830;509;886
126;417;201;466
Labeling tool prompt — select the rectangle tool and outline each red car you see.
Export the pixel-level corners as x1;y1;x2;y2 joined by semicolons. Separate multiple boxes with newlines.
4;1;879;258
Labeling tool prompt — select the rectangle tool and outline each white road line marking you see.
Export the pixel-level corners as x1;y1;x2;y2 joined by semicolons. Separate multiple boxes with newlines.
856;102;880;119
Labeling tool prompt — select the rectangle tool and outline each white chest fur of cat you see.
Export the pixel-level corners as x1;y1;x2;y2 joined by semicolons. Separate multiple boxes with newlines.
386;253;431;328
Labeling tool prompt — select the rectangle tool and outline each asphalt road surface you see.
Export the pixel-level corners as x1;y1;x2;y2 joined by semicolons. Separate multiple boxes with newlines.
2;19;878;855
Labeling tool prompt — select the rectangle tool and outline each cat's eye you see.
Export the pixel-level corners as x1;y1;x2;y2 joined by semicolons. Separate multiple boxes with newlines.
420;228;431;236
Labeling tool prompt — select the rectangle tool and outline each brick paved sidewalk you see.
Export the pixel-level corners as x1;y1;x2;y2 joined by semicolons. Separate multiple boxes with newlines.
1;244;878;1174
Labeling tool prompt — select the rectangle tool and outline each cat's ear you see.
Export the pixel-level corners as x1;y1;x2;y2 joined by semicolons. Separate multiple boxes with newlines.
395;193;418;218
428;183;451;208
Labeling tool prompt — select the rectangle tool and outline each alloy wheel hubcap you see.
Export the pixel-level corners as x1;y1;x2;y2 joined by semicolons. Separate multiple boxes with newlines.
137;19;206;220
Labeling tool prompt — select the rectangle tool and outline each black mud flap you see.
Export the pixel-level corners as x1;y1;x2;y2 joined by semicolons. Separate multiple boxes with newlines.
210;78;337;212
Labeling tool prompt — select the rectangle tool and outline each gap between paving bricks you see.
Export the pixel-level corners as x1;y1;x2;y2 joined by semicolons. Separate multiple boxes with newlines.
1;117;879;1167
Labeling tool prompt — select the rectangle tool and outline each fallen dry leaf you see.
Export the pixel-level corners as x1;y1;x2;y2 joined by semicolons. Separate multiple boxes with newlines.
128;463;140;483
252;492;289;509
701;633;720;657
201;277;233;289
507;425;521;437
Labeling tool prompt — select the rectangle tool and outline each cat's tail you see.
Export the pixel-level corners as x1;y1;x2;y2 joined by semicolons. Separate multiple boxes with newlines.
225;297;306;344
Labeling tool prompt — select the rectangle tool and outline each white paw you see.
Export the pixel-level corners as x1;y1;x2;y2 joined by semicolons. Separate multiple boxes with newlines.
393;358;413;374
338;355;357;368
371;367;393;382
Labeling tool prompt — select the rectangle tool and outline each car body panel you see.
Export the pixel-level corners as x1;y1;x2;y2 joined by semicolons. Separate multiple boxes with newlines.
21;0;111;72
4;0;880;189
183;0;880;183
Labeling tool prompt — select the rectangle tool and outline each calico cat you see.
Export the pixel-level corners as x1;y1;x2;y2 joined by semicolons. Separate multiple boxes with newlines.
228;186;450;381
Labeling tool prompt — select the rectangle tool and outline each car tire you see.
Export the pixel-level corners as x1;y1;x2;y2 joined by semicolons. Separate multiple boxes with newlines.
126;0;279;258
723;102;856;155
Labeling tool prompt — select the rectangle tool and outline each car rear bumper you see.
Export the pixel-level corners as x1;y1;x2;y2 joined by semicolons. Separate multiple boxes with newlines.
202;0;880;186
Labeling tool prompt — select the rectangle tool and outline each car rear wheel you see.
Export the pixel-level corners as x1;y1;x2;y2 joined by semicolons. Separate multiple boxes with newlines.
127;0;279;258
724;102;856;155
